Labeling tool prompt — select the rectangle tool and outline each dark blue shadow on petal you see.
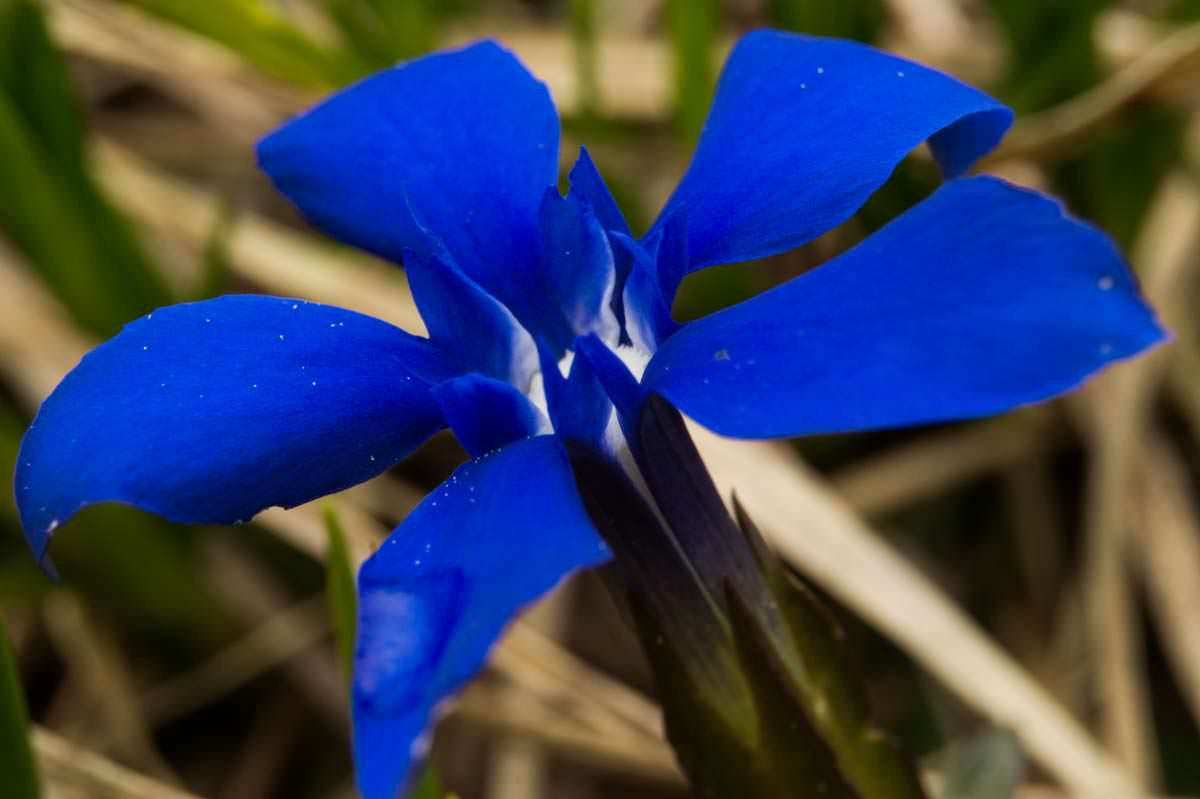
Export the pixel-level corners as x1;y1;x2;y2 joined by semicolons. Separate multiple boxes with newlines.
537;342;611;449
352;436;609;799
644;176;1166;439
432;374;547;457
257;40;559;300
651;29;1013;274
15;296;456;570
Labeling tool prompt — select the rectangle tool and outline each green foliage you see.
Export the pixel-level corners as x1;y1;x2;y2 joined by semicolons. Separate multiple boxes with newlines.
767;0;884;40
1056;107;1186;249
116;0;361;86
988;0;1109;112
410;765;450;799
323;506;357;689
568;0;599;118
322;0;435;67
0;0;170;337
192;205;235;301
0;619;41;799
666;0;718;141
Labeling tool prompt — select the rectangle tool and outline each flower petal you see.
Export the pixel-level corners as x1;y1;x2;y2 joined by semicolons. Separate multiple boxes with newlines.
652;30;1012;273
16;296;456;567
537;343;611;448
404;247;538;387
538;187;619;346
644;177;1165;439
353;435;609;799
257;41;559;299
567;147;630;238
432;374;547;457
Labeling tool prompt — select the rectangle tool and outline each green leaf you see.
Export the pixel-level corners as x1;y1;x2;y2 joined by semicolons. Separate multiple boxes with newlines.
0;0;171;336
323;506;357;689
115;0;362;87
0;618;42;799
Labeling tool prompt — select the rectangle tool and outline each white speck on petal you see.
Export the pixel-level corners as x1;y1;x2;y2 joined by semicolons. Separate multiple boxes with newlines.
897;70;905;78
1100;343;1114;355
714;348;730;361
311;380;318;386
1098;276;1114;290
142;345;149;351
817;66;824;74
800;83;807;89
279;334;285;340
292;304;299;310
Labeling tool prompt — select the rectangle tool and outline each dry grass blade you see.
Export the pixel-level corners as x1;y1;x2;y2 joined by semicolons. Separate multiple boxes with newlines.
688;424;1144;797
987;20;1200;164
496;621;664;743
34;727;203;799
454;678;683;788
141;594;330;728
1072;164;1200;784
41;592;180;783
94;140;426;335
1138;433;1200;722
46;0;301;144
830;410;1055;516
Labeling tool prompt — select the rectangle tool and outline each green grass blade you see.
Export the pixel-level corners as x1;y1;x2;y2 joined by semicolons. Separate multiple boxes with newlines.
569;0;599;118
666;0;717;141
115;0;362;86
0;619;42;799
323;506;357;689
0;0;171;335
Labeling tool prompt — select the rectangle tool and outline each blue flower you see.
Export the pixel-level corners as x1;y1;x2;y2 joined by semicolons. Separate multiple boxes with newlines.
14;30;1161;798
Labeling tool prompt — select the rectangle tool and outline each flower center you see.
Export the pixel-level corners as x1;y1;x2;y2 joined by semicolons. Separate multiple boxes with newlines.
523;342;652;439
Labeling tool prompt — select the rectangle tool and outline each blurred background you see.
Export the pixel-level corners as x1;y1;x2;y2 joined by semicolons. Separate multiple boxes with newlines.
0;0;1199;797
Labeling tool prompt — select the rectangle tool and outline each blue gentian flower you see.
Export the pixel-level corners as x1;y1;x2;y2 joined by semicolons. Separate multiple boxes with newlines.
15;31;1161;798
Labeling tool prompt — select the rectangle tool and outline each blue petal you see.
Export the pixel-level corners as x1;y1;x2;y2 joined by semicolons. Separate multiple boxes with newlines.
432;374;547;457
16;296;457;568
567;147;630;238
612;224;681;352
353;436;609;799
573;335;644;449
537;344;611;448
538;187;618;344
652;30;1013;273
644;177;1165;438
258;41;559;300
404;247;537;386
